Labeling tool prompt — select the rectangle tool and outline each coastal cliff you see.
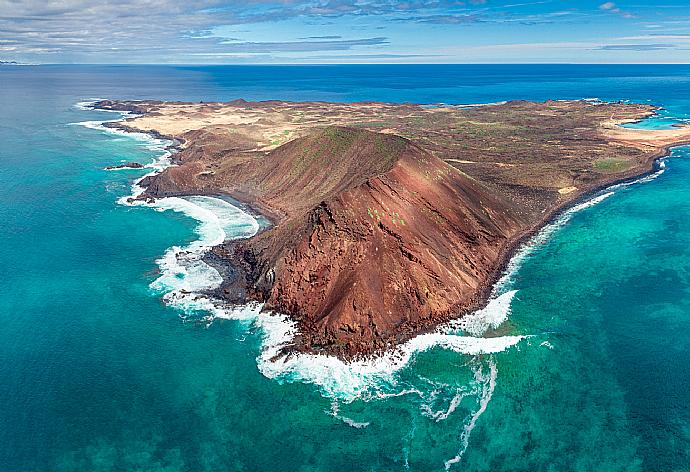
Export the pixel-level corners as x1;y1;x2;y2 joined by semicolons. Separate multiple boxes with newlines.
94;99;690;357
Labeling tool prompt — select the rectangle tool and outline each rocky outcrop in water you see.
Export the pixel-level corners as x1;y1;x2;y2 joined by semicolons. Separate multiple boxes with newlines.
104;162;144;170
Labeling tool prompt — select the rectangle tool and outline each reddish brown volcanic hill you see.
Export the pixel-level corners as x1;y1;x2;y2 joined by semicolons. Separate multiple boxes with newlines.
145;126;523;355
258;131;523;354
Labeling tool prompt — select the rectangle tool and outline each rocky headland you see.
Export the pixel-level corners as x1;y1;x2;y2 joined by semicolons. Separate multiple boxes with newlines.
93;98;690;357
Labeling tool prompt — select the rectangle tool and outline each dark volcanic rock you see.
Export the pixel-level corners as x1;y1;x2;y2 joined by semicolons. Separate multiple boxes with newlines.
92;99;156;114
104;162;145;170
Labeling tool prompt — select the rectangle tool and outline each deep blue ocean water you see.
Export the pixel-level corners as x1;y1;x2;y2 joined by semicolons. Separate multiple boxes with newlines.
1;64;689;471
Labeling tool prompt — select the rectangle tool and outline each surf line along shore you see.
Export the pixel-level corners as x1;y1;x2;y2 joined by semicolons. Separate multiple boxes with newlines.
91;98;690;359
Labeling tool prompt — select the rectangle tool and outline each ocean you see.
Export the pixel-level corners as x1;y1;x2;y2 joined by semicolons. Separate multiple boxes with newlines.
1;64;689;471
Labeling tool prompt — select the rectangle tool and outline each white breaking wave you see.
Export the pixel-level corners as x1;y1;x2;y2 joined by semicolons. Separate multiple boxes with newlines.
70;108;174;204
448;290;518;337
74;99;105;111
492;191;614;295
147;196;260;311
257;323;524;400
69;120;165;155
207;297;526;400
71;100;175;205
609;161;667;189
74;98;139;115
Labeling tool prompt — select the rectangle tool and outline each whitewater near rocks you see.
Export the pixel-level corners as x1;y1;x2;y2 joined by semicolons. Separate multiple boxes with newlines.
72;100;678;400
73;102;529;400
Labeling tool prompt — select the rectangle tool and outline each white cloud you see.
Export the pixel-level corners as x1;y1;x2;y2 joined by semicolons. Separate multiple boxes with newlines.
616;34;690;41
598;2;634;18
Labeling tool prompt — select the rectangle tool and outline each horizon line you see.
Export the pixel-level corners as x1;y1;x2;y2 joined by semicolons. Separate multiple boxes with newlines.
6;62;690;66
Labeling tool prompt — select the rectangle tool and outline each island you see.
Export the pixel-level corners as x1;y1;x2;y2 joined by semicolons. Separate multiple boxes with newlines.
93;98;690;357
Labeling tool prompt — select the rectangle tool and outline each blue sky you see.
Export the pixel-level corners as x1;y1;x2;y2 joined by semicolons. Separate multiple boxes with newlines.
2;1;690;63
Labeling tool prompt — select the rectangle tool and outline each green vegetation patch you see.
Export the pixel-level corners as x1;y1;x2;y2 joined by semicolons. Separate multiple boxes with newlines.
593;158;632;173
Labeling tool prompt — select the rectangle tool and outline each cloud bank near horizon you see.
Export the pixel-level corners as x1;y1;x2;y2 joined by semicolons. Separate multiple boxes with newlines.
1;0;690;63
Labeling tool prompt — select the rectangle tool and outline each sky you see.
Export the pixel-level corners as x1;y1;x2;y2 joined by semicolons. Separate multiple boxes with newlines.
1;0;690;64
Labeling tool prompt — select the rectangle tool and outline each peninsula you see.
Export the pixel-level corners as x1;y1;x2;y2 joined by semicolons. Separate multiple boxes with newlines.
94;99;690;357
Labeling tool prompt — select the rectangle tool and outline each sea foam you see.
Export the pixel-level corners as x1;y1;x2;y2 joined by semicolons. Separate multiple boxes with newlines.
255;322;524;400
73;101;528;401
73;99;680;468
448;290;518;336
444;358;498;470
75;98;670;403
148;196;260;308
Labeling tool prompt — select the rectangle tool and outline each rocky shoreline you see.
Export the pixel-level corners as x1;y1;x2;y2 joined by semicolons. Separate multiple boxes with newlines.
481;145;675;315
90;98;690;359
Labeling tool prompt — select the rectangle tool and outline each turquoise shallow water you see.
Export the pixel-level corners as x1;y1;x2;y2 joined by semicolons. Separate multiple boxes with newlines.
1;65;690;471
